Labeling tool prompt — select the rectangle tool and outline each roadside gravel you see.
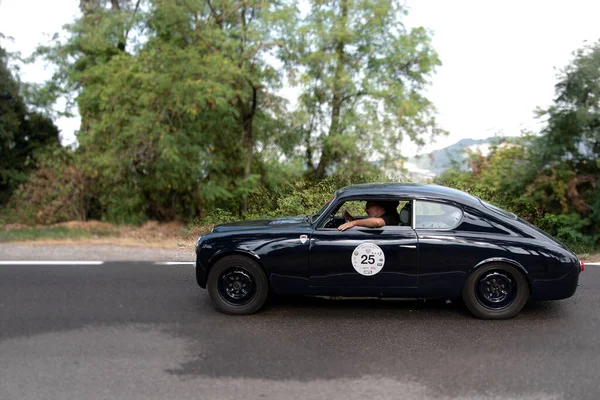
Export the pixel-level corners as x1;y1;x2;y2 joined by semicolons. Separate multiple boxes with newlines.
0;244;195;261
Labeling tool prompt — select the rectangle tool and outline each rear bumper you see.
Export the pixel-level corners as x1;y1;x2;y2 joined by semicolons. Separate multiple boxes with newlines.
531;262;580;300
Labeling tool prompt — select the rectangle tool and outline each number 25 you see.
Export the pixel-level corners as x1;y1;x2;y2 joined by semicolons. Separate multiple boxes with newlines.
360;254;375;264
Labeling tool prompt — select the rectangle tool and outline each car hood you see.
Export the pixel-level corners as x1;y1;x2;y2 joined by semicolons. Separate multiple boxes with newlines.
211;217;310;233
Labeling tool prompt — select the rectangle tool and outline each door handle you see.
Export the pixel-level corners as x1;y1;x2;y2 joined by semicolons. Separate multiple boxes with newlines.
399;245;416;249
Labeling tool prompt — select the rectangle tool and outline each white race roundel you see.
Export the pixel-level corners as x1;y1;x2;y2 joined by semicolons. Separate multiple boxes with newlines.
351;243;385;276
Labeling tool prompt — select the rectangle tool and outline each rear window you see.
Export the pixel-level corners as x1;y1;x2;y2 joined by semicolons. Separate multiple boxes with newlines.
479;199;517;219
415;201;463;229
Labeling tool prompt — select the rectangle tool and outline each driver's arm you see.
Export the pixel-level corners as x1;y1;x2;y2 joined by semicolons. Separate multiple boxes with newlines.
338;217;385;231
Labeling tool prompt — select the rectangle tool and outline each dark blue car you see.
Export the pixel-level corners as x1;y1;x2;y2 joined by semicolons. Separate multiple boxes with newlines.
195;183;582;319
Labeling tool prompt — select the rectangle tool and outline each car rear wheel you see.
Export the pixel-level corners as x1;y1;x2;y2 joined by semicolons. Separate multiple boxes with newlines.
462;262;529;319
207;255;268;315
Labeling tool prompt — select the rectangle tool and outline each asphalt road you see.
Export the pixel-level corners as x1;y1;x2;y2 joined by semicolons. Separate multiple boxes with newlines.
0;261;597;400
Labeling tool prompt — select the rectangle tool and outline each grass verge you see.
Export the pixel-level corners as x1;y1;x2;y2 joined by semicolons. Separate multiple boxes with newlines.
0;226;116;242
0;220;201;248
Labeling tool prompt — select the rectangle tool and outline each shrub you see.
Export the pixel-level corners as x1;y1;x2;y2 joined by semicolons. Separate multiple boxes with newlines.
197;173;391;225
10;147;94;225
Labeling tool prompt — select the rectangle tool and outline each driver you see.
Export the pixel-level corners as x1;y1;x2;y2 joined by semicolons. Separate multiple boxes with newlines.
338;200;400;231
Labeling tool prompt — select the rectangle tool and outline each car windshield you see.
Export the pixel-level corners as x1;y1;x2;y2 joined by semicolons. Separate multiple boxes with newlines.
309;196;334;223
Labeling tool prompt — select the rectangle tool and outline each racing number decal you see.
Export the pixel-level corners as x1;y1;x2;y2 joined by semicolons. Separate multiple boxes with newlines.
351;243;385;276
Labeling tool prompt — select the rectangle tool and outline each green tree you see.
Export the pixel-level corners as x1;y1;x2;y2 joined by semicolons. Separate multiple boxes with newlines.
0;41;59;204
528;41;600;246
30;0;445;222
536;41;600;168
437;41;600;250
31;0;144;123
288;0;443;179
34;0;300;221
171;0;301;212
531;41;600;213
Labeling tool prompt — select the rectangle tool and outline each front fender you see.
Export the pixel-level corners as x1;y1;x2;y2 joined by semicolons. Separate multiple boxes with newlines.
196;248;262;289
207;249;262;268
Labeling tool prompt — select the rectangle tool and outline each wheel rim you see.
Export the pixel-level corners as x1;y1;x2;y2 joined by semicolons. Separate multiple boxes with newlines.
476;270;517;310
217;267;255;305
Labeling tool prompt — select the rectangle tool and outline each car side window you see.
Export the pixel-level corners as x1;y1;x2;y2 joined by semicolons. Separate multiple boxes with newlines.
415;201;462;229
317;199;411;229
333;200;364;219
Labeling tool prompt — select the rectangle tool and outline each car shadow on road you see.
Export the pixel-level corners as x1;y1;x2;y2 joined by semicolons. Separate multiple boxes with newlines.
264;294;469;317
259;294;571;320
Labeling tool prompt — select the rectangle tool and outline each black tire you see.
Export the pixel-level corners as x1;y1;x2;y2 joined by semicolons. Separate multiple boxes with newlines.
462;262;529;320
207;255;268;315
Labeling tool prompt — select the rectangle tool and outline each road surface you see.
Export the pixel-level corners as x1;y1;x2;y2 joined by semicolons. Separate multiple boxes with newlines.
0;260;597;400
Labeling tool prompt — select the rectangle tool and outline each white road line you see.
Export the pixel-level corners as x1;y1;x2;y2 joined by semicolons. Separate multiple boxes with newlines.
0;261;104;265
1;260;592;267
155;262;196;265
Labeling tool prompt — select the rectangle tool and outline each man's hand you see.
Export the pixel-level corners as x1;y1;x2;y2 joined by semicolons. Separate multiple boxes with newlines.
338;220;358;231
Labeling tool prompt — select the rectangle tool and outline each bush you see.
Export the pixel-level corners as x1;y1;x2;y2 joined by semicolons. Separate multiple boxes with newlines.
435;137;598;253
196;173;391;225
538;213;598;253
10;147;94;225
96;184;148;225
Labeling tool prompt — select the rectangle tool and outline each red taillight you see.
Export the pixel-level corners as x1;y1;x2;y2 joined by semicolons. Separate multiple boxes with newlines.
581;261;585;272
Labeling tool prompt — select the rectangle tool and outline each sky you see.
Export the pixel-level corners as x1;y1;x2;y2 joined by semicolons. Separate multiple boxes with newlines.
1;0;600;155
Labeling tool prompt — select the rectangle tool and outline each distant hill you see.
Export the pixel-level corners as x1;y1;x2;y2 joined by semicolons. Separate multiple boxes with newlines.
391;136;514;182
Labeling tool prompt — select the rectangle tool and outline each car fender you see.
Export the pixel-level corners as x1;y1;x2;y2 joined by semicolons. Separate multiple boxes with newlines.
208;248;262;269
469;257;531;283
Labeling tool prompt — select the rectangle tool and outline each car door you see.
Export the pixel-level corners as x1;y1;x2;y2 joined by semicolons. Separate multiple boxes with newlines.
412;199;467;297
308;224;419;289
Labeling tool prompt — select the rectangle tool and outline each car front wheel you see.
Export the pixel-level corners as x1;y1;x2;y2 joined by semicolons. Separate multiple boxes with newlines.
462;262;530;319
207;255;269;315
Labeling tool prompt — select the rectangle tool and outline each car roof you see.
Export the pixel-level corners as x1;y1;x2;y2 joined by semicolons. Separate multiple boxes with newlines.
335;182;481;207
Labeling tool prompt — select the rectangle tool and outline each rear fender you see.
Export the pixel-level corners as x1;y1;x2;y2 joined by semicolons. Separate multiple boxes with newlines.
469;257;532;291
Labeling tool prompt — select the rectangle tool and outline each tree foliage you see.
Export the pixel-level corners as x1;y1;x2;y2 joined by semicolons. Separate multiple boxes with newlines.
288;0;444;179
32;0;302;221
21;0;441;223
0;41;59;205
437;41;600;251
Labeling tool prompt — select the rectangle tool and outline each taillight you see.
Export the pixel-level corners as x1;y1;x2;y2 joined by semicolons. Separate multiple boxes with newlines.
581;261;585;272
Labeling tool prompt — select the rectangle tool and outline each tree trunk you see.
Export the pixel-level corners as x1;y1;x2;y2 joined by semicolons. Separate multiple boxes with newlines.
238;5;256;214
109;0;128;51
240;85;257;214
313;0;348;180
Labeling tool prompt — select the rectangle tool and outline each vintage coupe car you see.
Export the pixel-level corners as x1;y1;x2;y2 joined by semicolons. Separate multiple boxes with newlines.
195;183;583;319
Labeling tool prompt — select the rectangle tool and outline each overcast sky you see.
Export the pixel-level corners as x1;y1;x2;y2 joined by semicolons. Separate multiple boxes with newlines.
1;0;600;154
